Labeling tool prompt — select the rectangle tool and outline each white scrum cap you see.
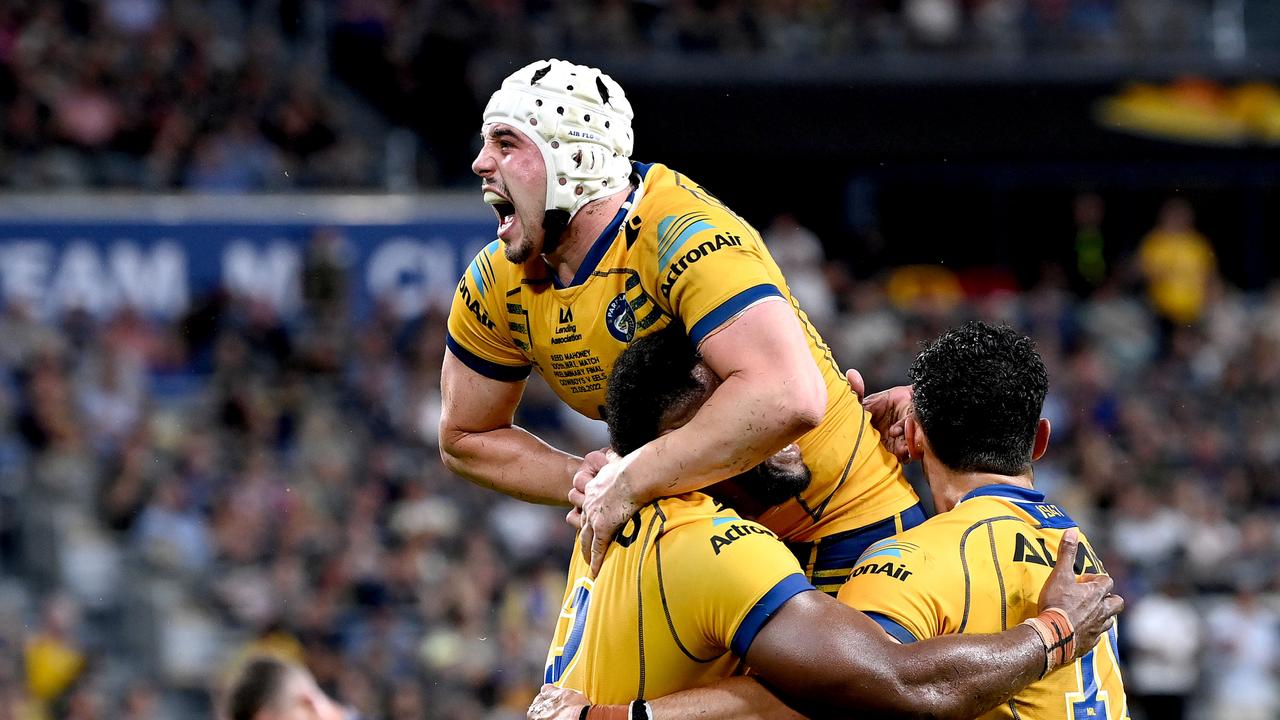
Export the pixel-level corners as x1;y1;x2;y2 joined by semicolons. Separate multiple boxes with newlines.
483;59;635;223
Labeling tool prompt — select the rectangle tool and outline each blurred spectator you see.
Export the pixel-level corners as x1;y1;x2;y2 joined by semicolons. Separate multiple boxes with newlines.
23;594;85;719
132;475;213;574
184;113;282;192
1205;585;1280;720
117;680;160;720
1125;579;1201;720
1071;192;1108;292
1137;197;1218;328
764;213;836;330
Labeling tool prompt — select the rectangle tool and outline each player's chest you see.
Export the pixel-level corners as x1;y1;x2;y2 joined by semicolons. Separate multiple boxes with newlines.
509;271;671;413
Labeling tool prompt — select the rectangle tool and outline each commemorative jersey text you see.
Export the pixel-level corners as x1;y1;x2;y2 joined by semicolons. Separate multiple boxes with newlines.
543;494;812;703
838;487;1130;720
446;162;916;540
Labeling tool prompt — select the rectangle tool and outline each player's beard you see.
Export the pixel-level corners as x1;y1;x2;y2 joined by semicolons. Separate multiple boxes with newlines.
503;231;537;264
503;211;565;264
710;453;813;520
734;457;812;508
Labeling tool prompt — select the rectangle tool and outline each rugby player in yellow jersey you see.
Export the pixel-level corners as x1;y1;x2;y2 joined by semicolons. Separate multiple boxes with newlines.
441;58;918;589
838;322;1130;719
539;322;1128;720
527;326;1123;719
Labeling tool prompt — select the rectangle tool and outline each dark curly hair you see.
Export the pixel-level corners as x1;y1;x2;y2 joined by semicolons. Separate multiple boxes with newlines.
605;324;703;456
606;324;812;509
909;321;1049;475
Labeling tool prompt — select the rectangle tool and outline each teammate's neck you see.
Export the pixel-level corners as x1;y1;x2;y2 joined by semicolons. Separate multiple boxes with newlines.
543;189;631;285
923;456;1035;513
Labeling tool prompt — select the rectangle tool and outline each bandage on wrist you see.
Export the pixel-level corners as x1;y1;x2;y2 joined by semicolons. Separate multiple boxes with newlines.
1021;607;1075;676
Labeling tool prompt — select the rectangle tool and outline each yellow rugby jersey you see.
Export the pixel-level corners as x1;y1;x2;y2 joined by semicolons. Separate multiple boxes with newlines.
543;493;813;703
837;484;1130;720
446;162;914;540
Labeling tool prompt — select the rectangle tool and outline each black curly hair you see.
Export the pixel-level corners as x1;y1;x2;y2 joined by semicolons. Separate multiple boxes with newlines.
605;324;811;510
909;321;1049;476
604;324;704;456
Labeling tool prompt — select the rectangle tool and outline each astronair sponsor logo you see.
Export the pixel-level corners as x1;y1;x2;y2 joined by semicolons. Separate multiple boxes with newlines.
849;561;913;582
659;234;743;297
856;539;919;564
709;518;776;555
456;278;496;330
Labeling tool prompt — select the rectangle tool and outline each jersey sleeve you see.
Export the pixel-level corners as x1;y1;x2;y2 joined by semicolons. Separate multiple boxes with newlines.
836;535;948;644
660;514;814;658
644;186;787;346
445;241;532;381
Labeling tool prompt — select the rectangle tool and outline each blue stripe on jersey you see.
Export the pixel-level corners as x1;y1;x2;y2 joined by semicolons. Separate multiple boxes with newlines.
961;484;1046;504
1011;501;1078;530
633;161;653;179
689;284;784;346
729;573;813;658
470;261;488;297
479;242;498;285
656;215;690;260
556;189;637;289
865;612;918;644
445;332;531;382
960;485;1078;529
658;218;715;267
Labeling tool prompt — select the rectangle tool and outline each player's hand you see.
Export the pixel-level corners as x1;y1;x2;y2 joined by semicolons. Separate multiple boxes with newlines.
861;382;913;463
567;448;609;529
528;683;589;720
1038;529;1124;661
845;368;866;399
579;448;640;578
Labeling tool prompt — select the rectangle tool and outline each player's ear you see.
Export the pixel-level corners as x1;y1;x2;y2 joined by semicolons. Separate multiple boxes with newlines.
904;415;925;461
1031;418;1051;461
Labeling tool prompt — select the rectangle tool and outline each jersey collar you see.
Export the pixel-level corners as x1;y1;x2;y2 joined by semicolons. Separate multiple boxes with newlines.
551;185;638;289
960;484;1045;504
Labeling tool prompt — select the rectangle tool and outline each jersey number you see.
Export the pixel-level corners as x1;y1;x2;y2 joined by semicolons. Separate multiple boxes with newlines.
1065;625;1117;719
545;581;592;683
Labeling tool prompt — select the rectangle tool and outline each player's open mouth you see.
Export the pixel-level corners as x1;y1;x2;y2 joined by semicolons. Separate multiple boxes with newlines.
484;190;517;237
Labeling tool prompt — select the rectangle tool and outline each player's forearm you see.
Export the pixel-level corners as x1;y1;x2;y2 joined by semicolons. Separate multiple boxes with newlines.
626;372;821;502
750;594;1046;720
800;625;1044;719
439;425;578;505
645;677;806;720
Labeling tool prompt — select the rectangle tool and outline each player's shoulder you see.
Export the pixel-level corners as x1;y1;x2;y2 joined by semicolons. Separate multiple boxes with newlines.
634;164;742;229
891;508;982;547
849;514;974;580
459;239;519;294
654;494;785;558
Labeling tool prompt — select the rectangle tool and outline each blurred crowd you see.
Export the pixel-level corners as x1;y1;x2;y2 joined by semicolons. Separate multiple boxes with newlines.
0;196;1272;719
2;0;1277;192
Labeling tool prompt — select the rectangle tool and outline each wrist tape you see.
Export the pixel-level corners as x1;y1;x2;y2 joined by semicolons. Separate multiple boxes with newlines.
1021;607;1076;677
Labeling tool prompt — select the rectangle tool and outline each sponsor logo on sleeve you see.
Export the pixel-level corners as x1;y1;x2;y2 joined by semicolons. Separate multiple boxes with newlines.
456;278;496;331
850;539;919;582
658;233;744;298
709;518;777;555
